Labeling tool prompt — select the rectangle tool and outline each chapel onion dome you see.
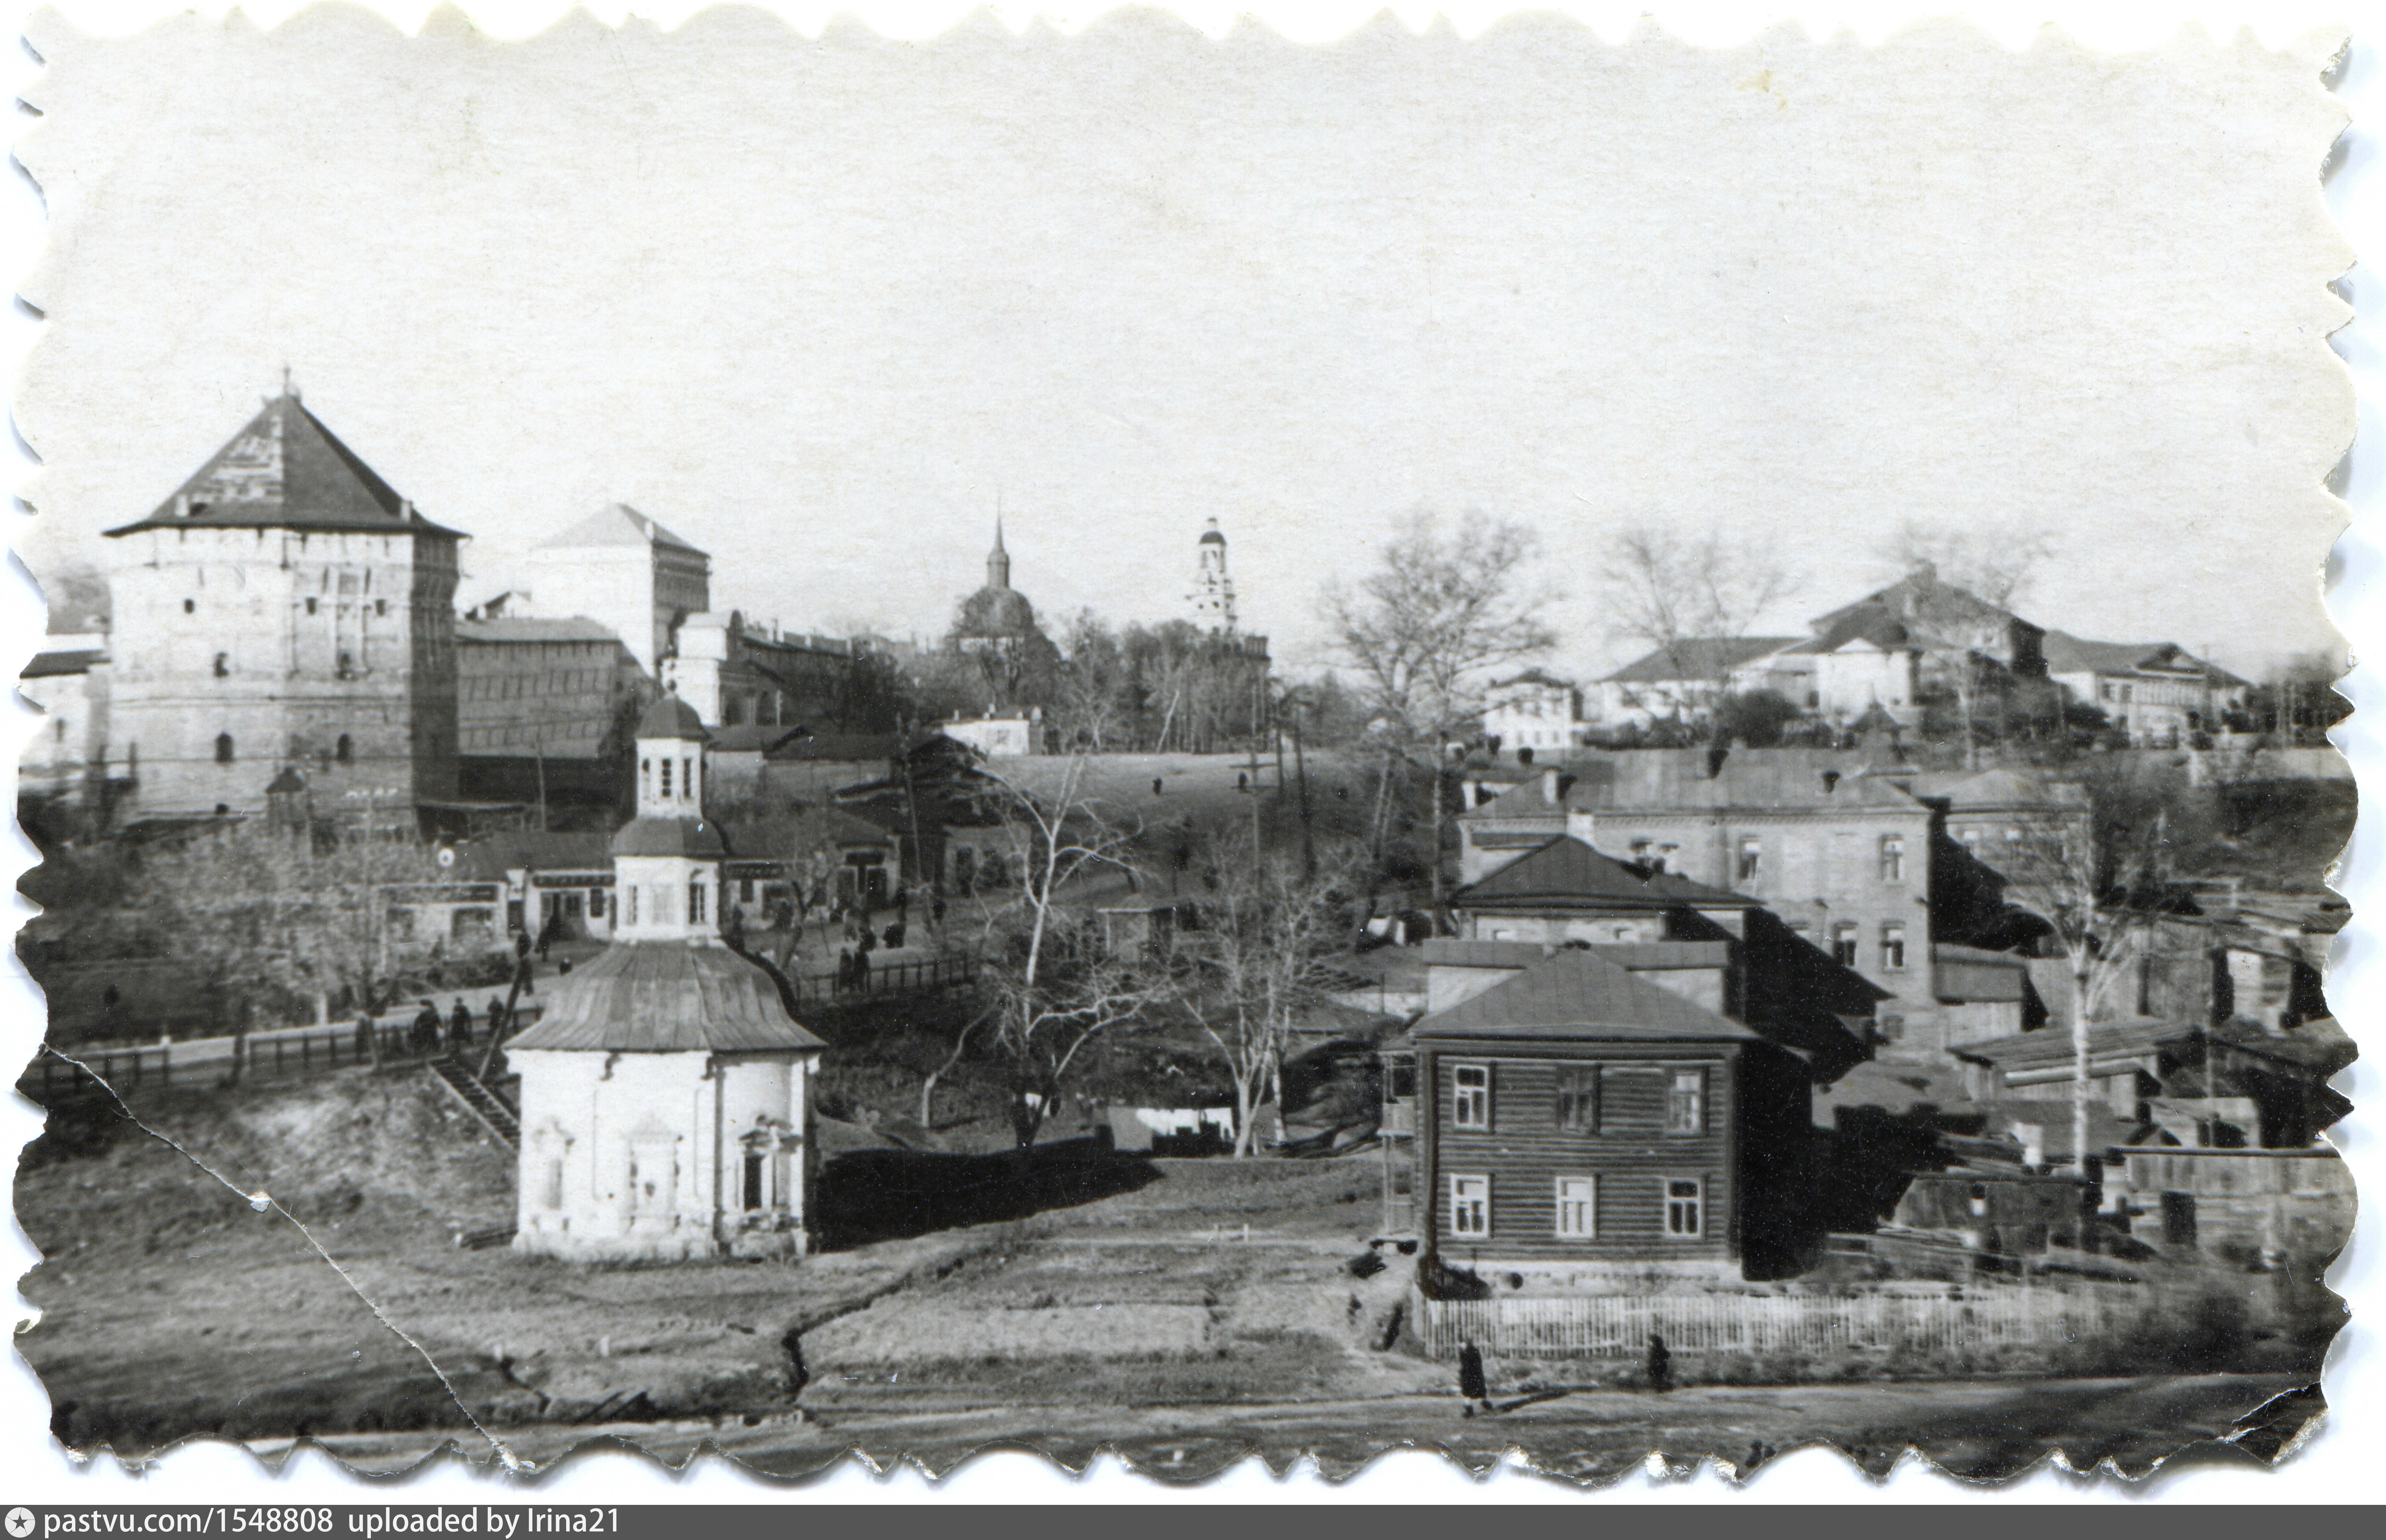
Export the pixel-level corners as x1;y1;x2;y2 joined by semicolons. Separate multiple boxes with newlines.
610;815;725;859
504;943;825;1053
639;694;710;742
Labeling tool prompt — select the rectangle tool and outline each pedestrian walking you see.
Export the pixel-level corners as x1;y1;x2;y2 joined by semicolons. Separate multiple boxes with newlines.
852;946;871;993
536;909;559;962
1152;777;1164;796
485;995;509;1038
857;923;877;957
885;920;906;949
836;947;856;994
1646;1333;1673;1393
448;998;473;1052
411;1000;441;1055
354;1010;375;1062
931;895;947;929
1458;1340;1493;1417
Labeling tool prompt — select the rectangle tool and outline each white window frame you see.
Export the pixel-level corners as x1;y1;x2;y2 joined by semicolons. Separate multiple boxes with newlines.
1555;1176;1597;1239
1449;1174;1491;1238
1666;1067;1707;1135
1452;1063;1491;1130
1664;1176;1705;1238
1879;835;1906;883
1881;923;1908;971
1554;1064;1600;1134
1735;835;1761;882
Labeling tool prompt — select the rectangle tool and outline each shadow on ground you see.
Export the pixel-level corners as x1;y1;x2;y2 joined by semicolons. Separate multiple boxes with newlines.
815;1138;1161;1249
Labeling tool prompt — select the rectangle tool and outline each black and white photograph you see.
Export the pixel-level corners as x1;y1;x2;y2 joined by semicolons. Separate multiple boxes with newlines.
3;0;2377;1497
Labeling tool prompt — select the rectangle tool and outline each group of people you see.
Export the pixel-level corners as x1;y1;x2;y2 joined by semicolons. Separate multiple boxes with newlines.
355;994;512;1061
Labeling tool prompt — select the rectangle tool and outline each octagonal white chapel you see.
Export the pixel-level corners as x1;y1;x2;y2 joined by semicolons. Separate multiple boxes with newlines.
508;696;824;1262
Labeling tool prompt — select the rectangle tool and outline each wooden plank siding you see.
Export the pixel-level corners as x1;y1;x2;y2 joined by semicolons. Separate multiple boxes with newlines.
1419;1041;1742;1265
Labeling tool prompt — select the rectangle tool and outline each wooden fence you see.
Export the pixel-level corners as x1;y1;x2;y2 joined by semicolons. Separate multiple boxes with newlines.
19;1007;542;1103
1415;1283;2139;1360
782;953;977;1008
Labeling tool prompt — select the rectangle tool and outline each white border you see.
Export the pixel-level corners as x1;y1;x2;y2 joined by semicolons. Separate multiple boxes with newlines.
1;1;2377;1504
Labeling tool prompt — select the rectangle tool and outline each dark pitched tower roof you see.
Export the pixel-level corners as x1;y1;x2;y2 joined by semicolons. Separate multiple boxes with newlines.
106;390;463;538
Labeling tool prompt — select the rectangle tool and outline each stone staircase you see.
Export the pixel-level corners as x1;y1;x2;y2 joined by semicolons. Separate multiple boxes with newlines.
429;1055;521;1149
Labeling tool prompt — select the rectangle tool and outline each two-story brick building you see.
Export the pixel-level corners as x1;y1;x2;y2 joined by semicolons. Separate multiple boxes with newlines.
1456;751;2033;1062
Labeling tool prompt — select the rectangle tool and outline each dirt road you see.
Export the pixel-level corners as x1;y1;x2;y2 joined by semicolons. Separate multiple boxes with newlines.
279;1372;2307;1485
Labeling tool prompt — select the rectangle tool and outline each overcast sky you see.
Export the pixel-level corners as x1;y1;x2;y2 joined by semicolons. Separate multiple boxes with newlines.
13;10;2355;680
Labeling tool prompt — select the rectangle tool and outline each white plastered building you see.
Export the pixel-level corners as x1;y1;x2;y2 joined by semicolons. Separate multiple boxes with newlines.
509;695;825;1262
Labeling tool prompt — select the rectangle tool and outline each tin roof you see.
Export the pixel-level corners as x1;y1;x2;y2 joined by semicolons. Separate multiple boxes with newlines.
506;941;825;1053
1413;948;1759;1044
1457;836;1755;911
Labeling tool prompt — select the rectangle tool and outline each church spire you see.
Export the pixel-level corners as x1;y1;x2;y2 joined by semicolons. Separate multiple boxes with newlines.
987;516;1012;592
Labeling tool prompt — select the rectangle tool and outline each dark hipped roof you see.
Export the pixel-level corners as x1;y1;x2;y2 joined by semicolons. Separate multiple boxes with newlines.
611;815;727;859
1600;637;1798;683
506;941;825;1053
1457;836;1757;911
106;393;464;538
1422;938;1732;971
638;695;709;741
1412;948;1760;1044
446;829;617;882
2041;630;2250;688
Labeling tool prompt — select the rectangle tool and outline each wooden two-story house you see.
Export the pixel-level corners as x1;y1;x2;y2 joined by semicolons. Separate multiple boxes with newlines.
1412;947;1824;1283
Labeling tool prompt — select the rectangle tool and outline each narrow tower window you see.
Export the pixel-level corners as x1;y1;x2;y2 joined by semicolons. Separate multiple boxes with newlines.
214;733;235;764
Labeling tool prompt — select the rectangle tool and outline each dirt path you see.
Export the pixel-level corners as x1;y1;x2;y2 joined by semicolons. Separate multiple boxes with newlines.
274;1372;2306;1484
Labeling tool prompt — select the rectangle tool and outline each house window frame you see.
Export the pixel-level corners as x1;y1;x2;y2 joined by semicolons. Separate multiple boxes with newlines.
1664;1176;1706;1238
1451;1063;1491;1130
1554;1065;1601;1134
1735;835;1762;883
1665;1067;1707;1136
1831;922;1860;967
1449;1173;1491;1238
1879;834;1906;883
1881;922;1908;971
1555;1176;1597;1239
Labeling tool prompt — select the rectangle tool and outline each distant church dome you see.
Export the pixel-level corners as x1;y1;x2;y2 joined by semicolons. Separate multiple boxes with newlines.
950;518;1047;646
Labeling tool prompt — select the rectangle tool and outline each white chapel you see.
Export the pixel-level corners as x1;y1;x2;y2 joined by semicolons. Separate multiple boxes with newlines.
509;695;825;1262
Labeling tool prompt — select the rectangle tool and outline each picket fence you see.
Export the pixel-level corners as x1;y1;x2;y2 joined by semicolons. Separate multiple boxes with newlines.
1415;1283;2138;1360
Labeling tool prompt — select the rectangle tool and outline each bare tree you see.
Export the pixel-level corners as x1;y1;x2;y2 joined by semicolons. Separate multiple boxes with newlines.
1879;518;2059;611
1179;832;1354;1156
1992;775;2183;1174
1322;512;1556;913
143;810;453;1075
1596;521;1798;722
968;756;1165;1147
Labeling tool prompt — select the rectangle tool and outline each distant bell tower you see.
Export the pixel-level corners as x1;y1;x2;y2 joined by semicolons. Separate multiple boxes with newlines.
1189;517;1237;632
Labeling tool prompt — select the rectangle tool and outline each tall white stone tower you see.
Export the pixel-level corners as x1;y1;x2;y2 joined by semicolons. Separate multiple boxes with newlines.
101;386;461;817
1189;516;1238;632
